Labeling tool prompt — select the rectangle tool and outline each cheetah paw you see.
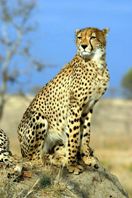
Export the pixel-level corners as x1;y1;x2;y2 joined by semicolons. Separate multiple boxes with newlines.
49;154;66;167
82;156;98;169
48;145;66;167
67;164;84;175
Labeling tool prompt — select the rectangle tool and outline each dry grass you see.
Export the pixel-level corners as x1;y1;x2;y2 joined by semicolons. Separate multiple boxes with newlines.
0;161;79;198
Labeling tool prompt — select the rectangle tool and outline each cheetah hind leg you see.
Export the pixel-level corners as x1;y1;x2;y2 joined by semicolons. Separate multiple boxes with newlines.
20;113;48;161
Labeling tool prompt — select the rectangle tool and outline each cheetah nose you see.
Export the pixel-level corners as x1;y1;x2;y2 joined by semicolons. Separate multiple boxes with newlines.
81;45;87;50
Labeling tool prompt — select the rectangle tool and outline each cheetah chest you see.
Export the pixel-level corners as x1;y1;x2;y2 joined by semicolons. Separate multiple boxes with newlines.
82;66;109;110
91;73;108;100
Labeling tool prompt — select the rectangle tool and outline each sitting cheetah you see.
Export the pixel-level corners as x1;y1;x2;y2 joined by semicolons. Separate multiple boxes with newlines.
17;27;110;174
0;129;13;166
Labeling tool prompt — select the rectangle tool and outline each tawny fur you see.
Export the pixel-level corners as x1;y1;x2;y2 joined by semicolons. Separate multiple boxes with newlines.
1;27;110;174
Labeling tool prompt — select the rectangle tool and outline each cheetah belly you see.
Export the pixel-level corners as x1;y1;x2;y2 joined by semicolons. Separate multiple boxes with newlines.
43;121;68;153
41;88;70;153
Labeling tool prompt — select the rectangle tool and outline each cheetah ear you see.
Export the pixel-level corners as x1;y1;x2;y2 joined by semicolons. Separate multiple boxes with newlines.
102;28;110;35
75;29;80;34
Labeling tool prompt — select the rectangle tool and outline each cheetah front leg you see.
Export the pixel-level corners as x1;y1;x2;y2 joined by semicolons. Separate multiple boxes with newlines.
80;109;97;167
66;103;83;174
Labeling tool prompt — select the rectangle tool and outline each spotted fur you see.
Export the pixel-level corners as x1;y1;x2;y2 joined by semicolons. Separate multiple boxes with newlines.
17;27;110;174
0;129;13;166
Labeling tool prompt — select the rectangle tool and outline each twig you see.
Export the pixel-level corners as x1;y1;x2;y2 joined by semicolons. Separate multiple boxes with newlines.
24;178;40;198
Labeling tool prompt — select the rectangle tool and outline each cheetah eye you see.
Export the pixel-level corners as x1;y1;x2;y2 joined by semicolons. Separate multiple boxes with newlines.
90;36;96;40
77;36;82;39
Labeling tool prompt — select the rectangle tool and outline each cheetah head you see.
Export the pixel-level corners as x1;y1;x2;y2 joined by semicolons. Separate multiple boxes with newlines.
76;27;109;60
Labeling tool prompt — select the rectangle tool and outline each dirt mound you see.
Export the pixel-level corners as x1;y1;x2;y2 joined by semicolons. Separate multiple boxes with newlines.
0;159;128;198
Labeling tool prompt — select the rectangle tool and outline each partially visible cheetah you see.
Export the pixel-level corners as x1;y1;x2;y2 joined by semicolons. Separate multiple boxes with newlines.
0;129;13;166
17;27;110;174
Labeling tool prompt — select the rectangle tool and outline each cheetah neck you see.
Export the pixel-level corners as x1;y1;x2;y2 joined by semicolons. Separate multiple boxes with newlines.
91;48;106;69
78;48;106;69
